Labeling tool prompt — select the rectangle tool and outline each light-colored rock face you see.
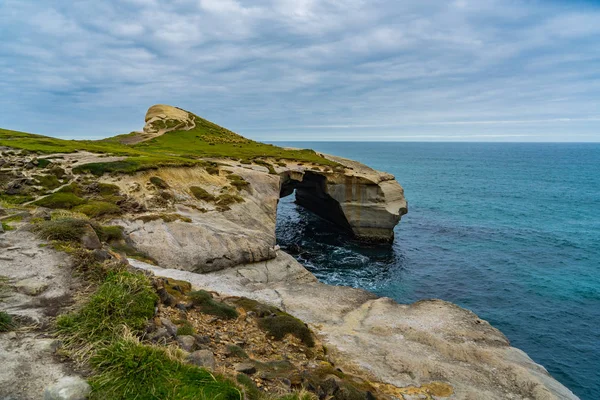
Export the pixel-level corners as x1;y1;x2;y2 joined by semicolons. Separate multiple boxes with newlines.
130;254;578;400
144;104;195;135
278;154;408;242
0;230;86;399
107;155;407;272
110;165;281;272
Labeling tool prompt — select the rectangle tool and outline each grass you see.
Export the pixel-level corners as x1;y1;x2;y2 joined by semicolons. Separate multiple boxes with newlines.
215;194;244;207
0;108;338;177
57;271;157;346
226;345;249;359
258;315;315;347
177;322;195;336
89;338;241;400
33;174;62;190
1;222;15;231
0;311;14;332
0;194;34;204
189;290;238;319
32;217;90;242
134;213;192;223
94;224;124;242
36;158;52;168
190;186;215;202
234;298;315;347
226;174;249;190
149;176;169;189
53;256;240;400
73;201;121;218
33;192;87;209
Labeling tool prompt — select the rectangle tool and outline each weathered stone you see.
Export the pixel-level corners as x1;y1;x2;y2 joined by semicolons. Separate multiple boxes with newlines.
156;287;176;306
131;258;579;400
186;350;216;370
43;376;91;400
177;335;196;352
160;317;178;337
148;327;170;343
79;225;101;250
92;249;111;262
32;207;52;221
194;334;211;345
234;362;257;374
15;278;49;296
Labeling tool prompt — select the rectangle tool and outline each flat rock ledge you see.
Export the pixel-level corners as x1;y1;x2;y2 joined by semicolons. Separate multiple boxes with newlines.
130;253;578;400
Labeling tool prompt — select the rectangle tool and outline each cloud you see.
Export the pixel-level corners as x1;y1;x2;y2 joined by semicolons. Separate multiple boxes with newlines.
0;0;599;141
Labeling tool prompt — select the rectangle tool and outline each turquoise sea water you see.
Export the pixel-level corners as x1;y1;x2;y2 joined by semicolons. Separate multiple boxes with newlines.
273;142;600;400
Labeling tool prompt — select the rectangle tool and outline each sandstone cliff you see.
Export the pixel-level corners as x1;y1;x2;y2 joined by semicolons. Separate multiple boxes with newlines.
0;106;578;400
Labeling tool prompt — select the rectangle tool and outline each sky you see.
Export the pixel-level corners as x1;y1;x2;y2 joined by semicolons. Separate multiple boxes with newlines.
0;0;599;142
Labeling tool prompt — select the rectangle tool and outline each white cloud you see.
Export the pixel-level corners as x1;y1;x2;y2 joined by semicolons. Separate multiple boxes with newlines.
0;0;599;141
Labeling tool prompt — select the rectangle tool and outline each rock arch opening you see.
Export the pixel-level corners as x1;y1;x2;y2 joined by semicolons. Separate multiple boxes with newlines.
278;171;353;235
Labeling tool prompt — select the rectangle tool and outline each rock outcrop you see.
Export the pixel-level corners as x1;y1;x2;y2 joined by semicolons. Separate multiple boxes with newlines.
143;104;195;135
279;154;407;242
130;254;578;400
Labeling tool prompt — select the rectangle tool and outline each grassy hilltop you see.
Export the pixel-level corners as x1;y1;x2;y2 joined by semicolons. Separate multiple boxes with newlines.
0;109;337;176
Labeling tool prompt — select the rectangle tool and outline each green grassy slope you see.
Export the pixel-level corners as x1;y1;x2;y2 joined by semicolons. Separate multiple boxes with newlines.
0;111;337;175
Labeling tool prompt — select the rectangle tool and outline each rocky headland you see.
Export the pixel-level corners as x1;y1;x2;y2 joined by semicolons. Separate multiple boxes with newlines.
0;105;577;399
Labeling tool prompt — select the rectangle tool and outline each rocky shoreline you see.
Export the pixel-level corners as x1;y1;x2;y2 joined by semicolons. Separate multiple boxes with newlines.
0;105;578;399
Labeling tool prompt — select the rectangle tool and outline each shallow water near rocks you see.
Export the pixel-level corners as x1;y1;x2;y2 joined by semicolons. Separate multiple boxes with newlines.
273;142;600;400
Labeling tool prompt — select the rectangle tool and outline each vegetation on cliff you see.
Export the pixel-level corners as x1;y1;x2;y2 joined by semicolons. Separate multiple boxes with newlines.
0;107;337;178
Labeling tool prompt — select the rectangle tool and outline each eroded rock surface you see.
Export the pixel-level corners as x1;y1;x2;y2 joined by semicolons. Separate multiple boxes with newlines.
130;255;578;400
278;154;408;242
0;230;84;400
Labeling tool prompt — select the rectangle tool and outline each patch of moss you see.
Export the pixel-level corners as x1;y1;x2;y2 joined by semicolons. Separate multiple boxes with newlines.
149;176;169;189
33;174;62;190
74;201;121;218
206;165;220;175
49;166;67;178
216;194;244;207
190;186;215;202
227;344;249;359
0;194;34;205
226;174;249;190
1;222;15;231
93;224;124;242
0;311;14;332
57;182;82;195
235;298;314;347
258;315;314;347
33;192;87;209
95;183;121;196
189;290;238;319
254;160;277;175
177;322;195;336
134;213;192;223
35;158;52;168
32;217;90;242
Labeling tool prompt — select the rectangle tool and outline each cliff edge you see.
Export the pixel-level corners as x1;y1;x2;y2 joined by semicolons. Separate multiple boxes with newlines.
0;106;578;400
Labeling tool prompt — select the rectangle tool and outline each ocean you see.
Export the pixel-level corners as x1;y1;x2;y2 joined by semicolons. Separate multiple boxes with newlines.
272;142;600;400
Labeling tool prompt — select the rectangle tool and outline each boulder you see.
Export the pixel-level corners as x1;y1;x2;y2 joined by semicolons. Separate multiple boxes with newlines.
79;225;101;250
43;376;91;400
234;362;256;375
177;335;196;352
186;350;216;370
